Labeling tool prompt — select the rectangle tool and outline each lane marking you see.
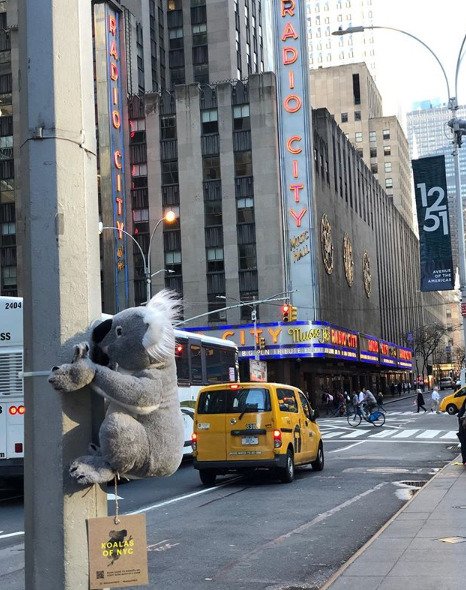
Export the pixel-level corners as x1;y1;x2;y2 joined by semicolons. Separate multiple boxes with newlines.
0;531;24;539
441;431;458;439
322;431;346;439
329;441;365;453
341;430;368;439
369;429;394;438
128;477;241;514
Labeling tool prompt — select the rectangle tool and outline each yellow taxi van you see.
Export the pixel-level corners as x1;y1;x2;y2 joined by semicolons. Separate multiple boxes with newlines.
191;382;324;485
439;384;466;414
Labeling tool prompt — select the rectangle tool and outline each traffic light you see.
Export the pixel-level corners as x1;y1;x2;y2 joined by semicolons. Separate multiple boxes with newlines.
281;304;290;322
259;337;266;350
290;306;298;321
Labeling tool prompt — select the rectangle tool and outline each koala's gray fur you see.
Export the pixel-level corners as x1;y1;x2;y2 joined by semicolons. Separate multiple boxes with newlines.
48;290;184;485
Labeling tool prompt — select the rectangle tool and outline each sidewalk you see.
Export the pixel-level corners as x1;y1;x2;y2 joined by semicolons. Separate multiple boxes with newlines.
322;456;466;590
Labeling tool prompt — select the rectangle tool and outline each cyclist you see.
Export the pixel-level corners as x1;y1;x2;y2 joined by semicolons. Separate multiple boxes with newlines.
362;388;377;416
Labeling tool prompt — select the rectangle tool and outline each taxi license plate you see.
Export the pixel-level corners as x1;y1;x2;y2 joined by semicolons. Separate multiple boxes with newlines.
242;436;258;445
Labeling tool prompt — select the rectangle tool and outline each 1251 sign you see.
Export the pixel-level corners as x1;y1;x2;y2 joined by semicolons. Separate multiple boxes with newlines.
416;182;449;235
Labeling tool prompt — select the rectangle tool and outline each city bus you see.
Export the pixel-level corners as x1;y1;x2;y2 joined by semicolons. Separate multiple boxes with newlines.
0;298;238;477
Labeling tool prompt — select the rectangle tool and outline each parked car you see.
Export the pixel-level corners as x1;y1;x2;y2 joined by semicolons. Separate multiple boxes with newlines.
438;377;453;390
439;385;466;414
192;382;324;485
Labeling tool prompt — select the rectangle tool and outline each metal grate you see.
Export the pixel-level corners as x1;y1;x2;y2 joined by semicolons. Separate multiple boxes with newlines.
0;351;23;396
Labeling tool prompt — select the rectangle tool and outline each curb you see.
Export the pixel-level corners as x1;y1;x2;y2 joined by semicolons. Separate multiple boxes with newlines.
319;455;461;590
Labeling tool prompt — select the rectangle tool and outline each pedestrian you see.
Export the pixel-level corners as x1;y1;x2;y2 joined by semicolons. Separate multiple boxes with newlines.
377;391;385;411
415;388;427;412
397;382;402;396
390;382;395;397
430;386;440;413
321;391;333;416
457;398;466;465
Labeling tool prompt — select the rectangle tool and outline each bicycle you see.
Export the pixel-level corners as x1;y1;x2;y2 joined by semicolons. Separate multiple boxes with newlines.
347;405;385;427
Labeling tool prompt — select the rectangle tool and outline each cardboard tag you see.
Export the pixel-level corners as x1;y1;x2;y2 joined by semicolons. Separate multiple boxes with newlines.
87;514;149;589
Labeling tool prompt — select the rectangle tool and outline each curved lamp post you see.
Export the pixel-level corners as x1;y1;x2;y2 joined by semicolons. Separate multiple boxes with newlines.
100;210;176;304
333;24;466;350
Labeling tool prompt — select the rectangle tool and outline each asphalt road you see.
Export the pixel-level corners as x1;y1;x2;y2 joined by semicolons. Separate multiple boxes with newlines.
0;394;460;590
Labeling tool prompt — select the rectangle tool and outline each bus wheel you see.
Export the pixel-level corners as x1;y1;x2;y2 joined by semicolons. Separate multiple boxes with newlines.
199;469;217;486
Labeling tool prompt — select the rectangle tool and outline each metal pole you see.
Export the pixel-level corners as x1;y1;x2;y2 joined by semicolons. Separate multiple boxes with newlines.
251;296;258;360
19;1;107;588
452;122;466;349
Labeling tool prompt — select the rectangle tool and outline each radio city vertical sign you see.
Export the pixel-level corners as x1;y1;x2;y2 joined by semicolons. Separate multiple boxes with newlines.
273;1;318;319
94;1;130;311
412;155;454;292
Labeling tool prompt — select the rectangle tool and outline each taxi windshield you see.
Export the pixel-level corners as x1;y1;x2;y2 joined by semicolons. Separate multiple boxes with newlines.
197;388;271;414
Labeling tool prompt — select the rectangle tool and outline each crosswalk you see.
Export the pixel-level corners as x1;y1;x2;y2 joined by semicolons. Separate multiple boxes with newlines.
319;411;459;443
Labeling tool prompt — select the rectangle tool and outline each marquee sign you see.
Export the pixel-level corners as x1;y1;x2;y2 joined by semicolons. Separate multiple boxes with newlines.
273;0;318;319
185;321;412;369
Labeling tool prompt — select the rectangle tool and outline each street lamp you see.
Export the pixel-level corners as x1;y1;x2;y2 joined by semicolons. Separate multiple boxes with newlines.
332;24;466;355
99;210;177;304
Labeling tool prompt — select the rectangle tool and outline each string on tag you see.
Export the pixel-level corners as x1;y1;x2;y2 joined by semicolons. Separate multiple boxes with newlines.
113;473;120;525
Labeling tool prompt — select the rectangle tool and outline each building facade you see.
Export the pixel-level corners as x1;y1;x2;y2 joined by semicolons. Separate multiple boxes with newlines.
310;63;414;228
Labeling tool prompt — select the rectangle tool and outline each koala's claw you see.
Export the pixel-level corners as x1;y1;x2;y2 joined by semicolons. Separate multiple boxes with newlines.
70;456;115;485
73;342;90;363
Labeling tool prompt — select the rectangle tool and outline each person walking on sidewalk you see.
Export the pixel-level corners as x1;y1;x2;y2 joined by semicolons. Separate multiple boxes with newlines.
377;391;386;411
416;388;427;412
430;386;440;413
457;398;466;464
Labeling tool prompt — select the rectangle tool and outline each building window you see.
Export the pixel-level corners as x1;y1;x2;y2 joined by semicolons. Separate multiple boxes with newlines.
369;131;376;142
383;145;391;156
385;178;393;189
355;132;363;143
169;27;183;49
233;104;251;131
2;222;15;236
194;63;209;83
168;0;182;9
206;247;224;272
131;163;148;177
384;162;392;173
352;73;361;105
341;112;348;123
237;197;254;223
171;66;185;86
383;129;390;140
356;148;363;159
161;115;176;140
201;109;218;134
192;23;207;46
370;147;377;158
238;244;257;270
133;208;149;223
234;151;253;177
370;163;378;174
205;199;222;226
2;265;16;287
203;156;221;180
354;111;361;121
161;160;179;184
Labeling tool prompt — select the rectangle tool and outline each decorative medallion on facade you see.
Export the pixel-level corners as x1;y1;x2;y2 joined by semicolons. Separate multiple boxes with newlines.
363;251;372;297
320;214;334;274
343;233;354;286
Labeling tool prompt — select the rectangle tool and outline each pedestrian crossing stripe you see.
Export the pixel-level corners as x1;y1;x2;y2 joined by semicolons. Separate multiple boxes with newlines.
320;428;458;441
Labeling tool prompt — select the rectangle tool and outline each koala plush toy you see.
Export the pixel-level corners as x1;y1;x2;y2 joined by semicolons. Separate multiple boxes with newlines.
48;290;185;486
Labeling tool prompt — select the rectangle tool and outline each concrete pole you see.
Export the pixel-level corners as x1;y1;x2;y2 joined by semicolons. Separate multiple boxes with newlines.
18;1;107;589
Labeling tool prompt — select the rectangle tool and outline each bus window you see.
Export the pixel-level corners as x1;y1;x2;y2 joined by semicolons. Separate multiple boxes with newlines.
190;343;203;383
175;338;189;382
204;345;237;383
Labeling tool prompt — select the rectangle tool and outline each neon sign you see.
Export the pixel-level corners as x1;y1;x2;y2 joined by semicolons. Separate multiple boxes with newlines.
274;0;317;319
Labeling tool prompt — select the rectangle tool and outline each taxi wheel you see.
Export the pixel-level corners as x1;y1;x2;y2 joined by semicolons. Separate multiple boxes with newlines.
278;449;295;484
199;469;217;486
446;404;457;415
311;443;324;471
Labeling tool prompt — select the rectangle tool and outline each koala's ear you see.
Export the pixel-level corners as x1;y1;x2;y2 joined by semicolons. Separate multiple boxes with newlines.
92;318;113;343
146;289;182;322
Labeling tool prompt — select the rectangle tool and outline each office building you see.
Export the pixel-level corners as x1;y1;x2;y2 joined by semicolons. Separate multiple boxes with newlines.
311;63;414;227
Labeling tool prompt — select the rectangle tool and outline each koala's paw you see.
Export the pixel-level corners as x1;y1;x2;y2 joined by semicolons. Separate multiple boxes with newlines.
70;455;115;485
48;358;96;393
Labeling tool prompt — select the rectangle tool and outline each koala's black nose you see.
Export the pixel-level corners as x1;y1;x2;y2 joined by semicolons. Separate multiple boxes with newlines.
52;366;59;371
